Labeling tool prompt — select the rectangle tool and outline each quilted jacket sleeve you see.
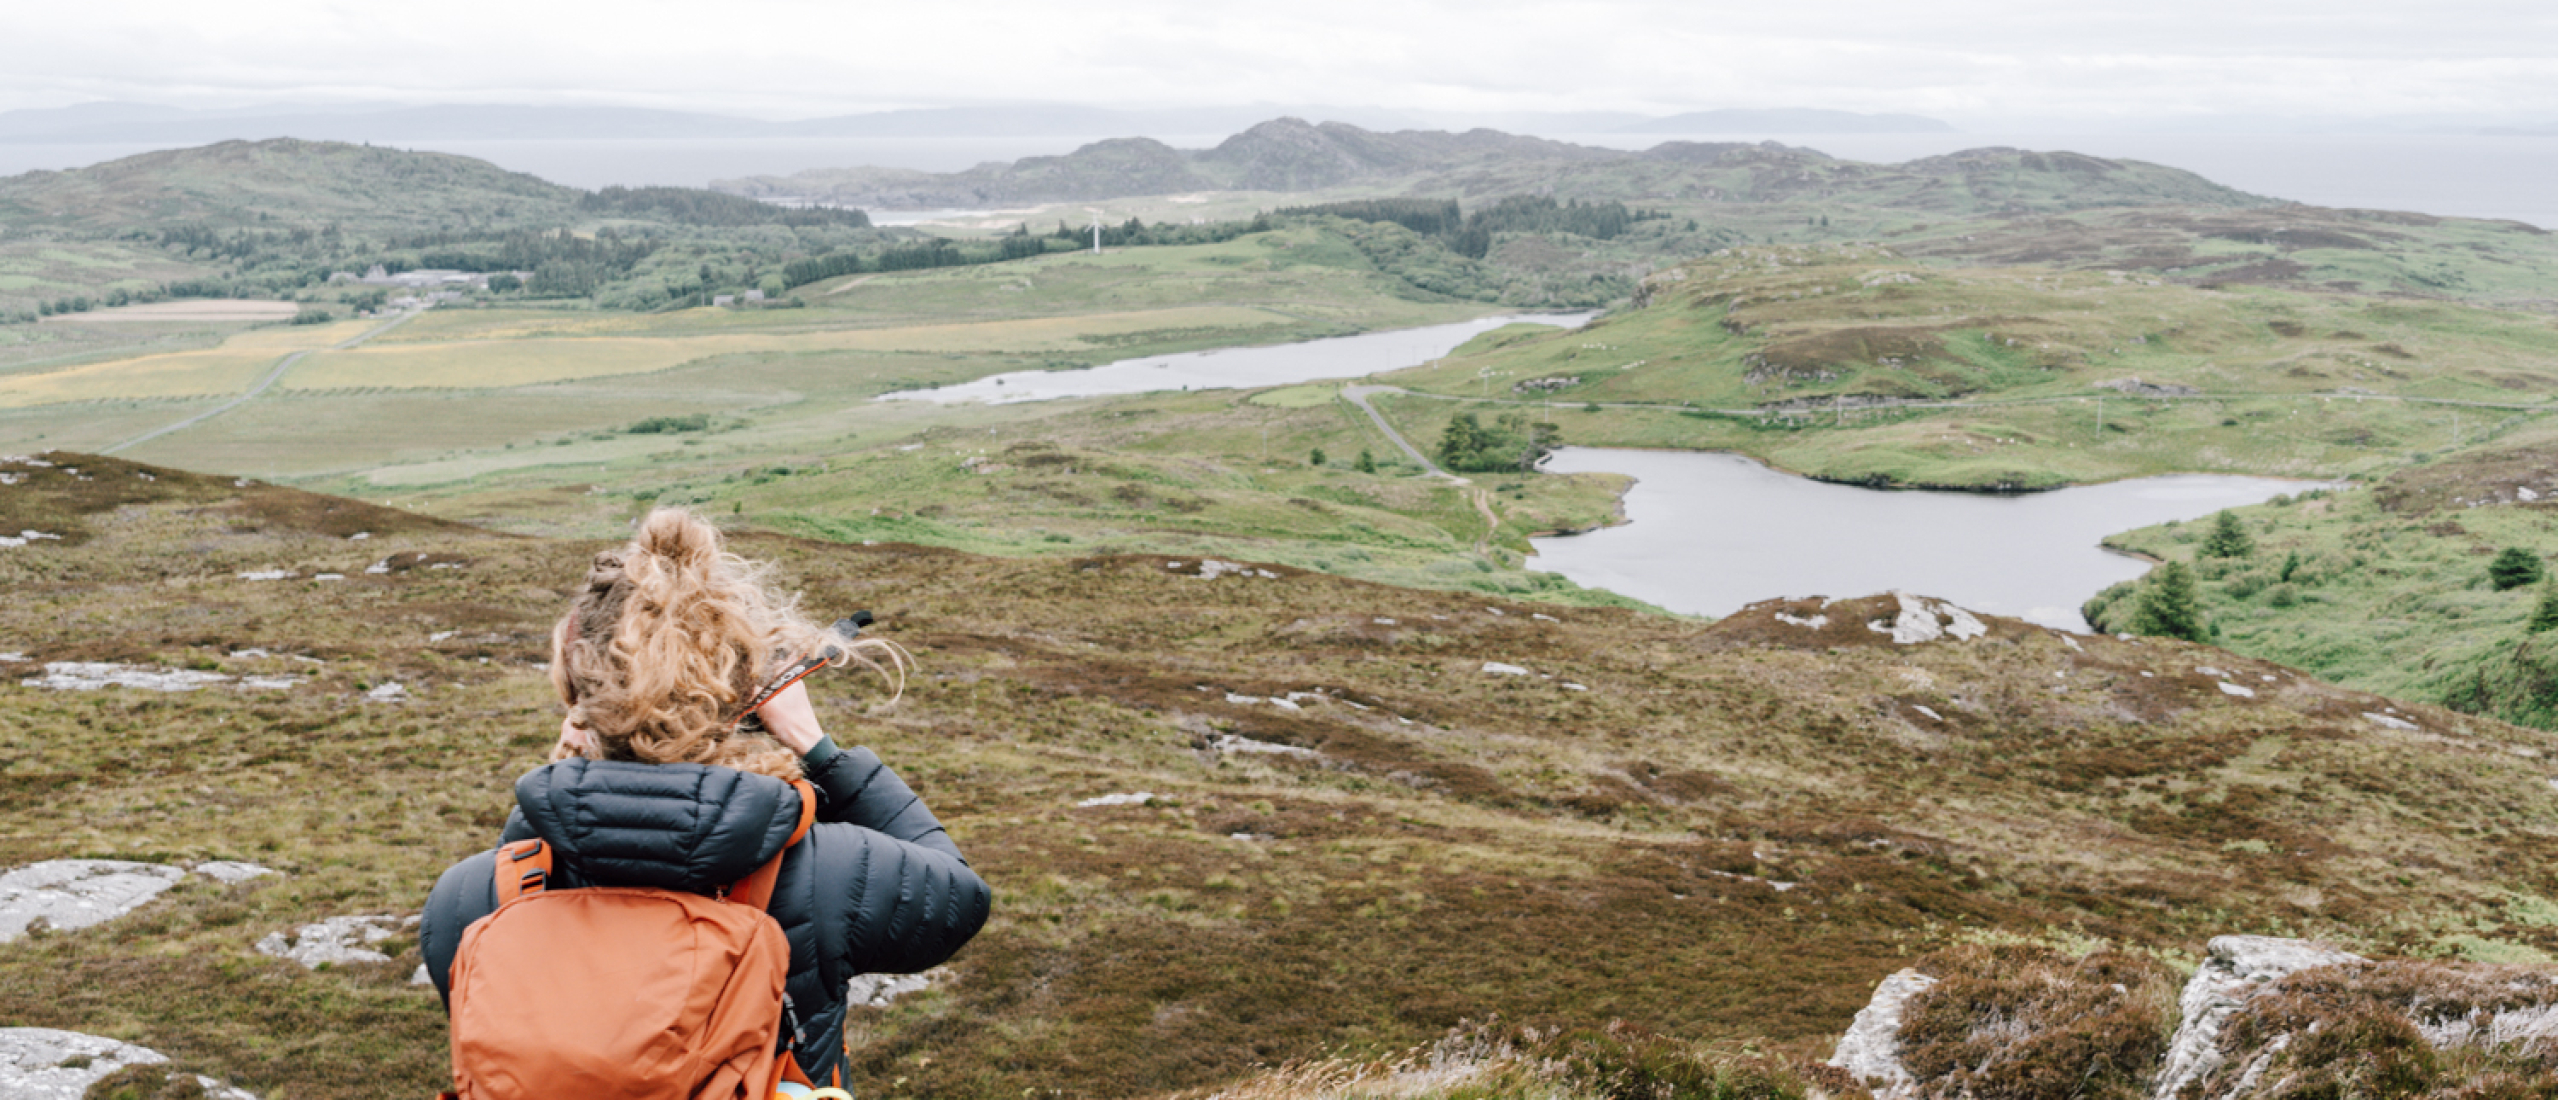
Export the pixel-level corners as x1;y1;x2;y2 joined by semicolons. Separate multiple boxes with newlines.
801;745;992;974
419;849;500;1007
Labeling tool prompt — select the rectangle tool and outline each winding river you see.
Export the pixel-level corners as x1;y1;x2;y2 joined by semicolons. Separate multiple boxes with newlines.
1530;449;2324;631
879;312;1594;405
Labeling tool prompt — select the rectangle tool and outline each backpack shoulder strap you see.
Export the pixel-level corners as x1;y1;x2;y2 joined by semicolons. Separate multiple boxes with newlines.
726;779;815;912
492;838;552;906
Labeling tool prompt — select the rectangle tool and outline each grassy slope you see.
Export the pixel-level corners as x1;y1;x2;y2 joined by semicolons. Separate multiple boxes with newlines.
1897;204;2558;308
2093;421;2558;731
0;230;1665;608
1380;244;2558;489
5;454;2558;1099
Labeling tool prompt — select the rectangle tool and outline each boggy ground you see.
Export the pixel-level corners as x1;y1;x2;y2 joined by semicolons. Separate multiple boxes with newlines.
3;453;2558;1098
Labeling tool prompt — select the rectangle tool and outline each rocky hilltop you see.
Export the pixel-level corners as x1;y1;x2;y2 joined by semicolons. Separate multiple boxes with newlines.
2;454;2555;1097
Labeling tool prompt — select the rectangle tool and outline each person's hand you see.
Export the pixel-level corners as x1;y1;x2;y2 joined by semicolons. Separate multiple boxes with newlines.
554;715;594;759
755;679;826;756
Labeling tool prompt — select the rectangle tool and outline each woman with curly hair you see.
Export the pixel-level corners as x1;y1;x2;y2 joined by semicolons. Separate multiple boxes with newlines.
420;508;990;1092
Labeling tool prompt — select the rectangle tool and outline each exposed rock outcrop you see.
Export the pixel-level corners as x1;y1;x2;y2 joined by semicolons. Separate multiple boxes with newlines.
0;1028;254;1100
847;967;949;1009
0;861;186;943
1;860;276;944
2154;935;2366;1099
1872;592;1987;645
1827;969;1937;1097
254;915;410;969
1828;936;2558;1099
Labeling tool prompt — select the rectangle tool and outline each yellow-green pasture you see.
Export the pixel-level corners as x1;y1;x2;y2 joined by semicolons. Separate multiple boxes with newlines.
285;306;1298;392
0;319;373;407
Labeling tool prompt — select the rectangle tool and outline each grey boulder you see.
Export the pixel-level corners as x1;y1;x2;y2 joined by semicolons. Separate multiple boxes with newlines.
0;1027;254;1100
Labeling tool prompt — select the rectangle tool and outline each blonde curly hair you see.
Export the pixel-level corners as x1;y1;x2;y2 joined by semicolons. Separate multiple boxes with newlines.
548;508;904;780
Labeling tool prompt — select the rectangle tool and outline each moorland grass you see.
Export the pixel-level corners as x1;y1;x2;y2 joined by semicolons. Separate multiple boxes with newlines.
4;455;2558;1097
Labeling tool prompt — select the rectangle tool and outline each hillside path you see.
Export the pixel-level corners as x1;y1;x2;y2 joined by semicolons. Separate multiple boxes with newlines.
103;307;425;456
1340;385;1457;480
1341;385;1508;556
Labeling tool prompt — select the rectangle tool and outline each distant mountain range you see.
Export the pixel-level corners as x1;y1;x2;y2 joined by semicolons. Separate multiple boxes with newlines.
709;117;2268;214
0;101;1956;145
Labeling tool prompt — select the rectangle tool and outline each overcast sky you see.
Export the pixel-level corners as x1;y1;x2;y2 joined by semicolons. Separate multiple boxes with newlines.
4;0;2554;123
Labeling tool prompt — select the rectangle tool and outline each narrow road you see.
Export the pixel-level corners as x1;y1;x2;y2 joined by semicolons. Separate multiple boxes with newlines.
1339;385;1506;556
103;308;425;456
1340;384;1457;480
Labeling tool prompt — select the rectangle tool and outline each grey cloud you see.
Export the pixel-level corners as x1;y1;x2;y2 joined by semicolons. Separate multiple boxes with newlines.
1;0;2552;122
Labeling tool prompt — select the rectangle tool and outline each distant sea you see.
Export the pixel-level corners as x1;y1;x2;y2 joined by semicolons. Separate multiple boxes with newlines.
3;131;2552;228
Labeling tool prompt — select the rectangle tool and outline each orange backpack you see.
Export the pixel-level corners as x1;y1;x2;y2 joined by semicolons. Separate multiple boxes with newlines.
442;780;820;1100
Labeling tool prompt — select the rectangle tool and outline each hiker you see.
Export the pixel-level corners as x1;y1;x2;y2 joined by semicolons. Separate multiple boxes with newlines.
419;508;991;1095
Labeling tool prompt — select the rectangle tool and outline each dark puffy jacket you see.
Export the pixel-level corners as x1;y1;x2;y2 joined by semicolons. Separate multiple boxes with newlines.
421;746;992;1086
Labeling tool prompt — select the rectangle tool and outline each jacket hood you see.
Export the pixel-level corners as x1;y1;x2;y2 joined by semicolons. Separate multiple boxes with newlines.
513;759;799;893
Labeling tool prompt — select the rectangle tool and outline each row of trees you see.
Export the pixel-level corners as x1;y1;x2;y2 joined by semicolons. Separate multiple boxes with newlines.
1436;412;1563;473
1283;195;1668;259
576;187;870;229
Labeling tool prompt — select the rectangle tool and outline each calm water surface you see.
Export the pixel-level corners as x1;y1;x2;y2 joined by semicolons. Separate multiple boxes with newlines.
880;312;1593;405
1530;448;2326;631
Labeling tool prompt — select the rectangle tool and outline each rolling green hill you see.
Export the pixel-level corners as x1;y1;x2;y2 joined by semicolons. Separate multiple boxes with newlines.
0;138;578;234
0;140;901;321
1376;243;2558;489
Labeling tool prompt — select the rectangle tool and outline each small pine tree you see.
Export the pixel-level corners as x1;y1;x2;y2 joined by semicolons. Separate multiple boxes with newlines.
1308;448;1326;467
2530;583;2558;633
2491;547;2545;591
1355;449;1378;474
2134;561;2209;642
2200;511;2253;558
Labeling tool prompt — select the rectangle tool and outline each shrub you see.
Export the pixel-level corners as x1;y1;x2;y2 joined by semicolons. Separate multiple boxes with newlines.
2490;547;2544;591
2134;561;2209;642
628;414;712;434
1897;944;2179;1100
2531;585;2558;633
2200;510;2254;558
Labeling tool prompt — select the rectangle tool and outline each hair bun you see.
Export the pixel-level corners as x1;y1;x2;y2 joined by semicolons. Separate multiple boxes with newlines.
635;508;720;569
585;550;628;594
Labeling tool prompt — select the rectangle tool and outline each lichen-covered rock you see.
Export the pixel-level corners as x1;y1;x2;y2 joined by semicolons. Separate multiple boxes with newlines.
0;861;186;943
0;860;282;946
1827;968;1936;1097
253;915;402;969
1871;592;1987;645
2154;935;2364;1100
2188;958;2558;1098
848;967;949;1009
189;862;274;886
0;1027;256;1100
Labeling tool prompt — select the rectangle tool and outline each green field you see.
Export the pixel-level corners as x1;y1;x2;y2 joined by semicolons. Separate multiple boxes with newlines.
1379;244;2558;489
2085;416;2558;731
